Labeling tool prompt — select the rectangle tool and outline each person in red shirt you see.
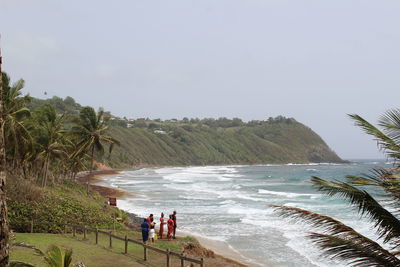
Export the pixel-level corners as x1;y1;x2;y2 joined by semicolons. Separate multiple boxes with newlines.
158;212;166;239
147;214;153;225
167;214;174;241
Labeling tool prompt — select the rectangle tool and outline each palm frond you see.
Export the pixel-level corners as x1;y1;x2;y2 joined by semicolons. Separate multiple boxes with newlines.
273;205;400;266
349;114;400;161
272;205;357;235
311;177;400;245
379;109;400;143
347;168;400;202
309;233;400;267
63;248;73;267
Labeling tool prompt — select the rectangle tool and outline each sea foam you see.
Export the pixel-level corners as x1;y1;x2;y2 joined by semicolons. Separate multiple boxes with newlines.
98;162;388;267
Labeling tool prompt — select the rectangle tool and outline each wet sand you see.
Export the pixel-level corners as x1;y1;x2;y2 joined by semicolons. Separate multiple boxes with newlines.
77;170;130;198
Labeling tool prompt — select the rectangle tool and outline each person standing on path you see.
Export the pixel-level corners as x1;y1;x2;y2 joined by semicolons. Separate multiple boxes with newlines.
158;212;166;239
167;215;174;241
141;218;149;243
147;214;154;225
172;210;177;239
149;223;156;243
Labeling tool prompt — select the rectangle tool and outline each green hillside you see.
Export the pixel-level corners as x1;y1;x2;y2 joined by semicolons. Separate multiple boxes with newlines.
28;96;343;167
105;118;343;168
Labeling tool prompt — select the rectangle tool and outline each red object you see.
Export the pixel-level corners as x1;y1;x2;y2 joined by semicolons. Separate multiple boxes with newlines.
108;197;117;206
159;217;165;238
167;218;174;239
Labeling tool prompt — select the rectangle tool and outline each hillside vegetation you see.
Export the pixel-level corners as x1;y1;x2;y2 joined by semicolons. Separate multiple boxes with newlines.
106;120;343;167
6;175;125;233
28;95;343;167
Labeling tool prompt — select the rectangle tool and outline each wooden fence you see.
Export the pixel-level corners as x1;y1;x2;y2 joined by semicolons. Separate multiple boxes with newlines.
12;221;204;267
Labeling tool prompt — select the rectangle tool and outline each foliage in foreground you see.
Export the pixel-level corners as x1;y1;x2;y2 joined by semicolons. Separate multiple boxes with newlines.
11;243;81;267
274;109;400;266
6;176;126;233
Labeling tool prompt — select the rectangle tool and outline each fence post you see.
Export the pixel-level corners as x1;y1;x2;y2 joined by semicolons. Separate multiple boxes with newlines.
83;226;87;240
109;231;112;248
73;226;76;237
95;228;99;244
200;257;204;267
30;220;34;233
124;235;128;254
166;249;171;267
180;253;185;267
143;245;147;261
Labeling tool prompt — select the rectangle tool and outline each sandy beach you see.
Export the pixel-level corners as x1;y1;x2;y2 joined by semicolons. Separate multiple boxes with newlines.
81;169;250;267
185;232;258;266
76;169;129;198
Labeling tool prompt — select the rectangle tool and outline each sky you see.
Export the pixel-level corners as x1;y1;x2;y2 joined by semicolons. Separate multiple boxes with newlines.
1;0;399;160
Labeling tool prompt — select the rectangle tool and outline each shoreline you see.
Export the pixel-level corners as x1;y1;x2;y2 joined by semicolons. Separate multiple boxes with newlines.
182;231;257;266
76;169;129;198
85;168;250;267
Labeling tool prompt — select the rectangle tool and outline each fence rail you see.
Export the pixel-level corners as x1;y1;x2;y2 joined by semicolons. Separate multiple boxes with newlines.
12;220;204;267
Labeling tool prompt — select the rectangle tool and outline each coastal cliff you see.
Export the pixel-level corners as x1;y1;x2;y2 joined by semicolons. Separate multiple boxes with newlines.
105;118;343;167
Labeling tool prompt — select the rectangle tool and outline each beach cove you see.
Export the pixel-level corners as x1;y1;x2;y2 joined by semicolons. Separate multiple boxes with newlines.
94;161;390;267
81;169;247;267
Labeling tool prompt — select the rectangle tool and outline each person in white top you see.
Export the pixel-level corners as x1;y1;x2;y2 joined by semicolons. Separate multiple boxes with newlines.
149;222;156;243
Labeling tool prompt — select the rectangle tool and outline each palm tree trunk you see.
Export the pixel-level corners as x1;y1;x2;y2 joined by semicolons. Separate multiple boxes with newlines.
42;159;46;187
43;156;50;187
38;160;45;185
87;145;95;194
0;45;10;267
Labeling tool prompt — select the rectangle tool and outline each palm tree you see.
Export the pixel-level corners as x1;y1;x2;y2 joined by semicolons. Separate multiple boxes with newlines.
1;72;32;171
0;47;10;267
66;146;89;180
274;109;400;266
71;107;119;193
32;104;67;187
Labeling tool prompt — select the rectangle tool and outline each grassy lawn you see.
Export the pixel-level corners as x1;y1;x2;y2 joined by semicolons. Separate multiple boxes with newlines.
11;232;200;267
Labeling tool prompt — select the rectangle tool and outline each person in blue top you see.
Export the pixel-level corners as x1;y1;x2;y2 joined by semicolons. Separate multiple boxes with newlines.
141;218;149;243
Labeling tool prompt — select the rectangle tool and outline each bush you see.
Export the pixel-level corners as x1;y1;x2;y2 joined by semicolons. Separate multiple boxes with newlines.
7;177;125;233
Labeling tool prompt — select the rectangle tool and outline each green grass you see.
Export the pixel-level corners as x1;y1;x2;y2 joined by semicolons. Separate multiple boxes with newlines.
11;232;201;267
11;233;141;267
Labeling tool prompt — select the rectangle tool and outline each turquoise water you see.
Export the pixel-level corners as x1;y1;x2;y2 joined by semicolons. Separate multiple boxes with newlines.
100;160;391;266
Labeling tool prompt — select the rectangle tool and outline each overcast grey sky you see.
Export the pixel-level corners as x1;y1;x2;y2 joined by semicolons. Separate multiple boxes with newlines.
1;0;399;159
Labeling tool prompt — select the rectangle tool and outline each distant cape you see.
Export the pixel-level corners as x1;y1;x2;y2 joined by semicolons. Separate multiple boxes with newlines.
105;118;344;167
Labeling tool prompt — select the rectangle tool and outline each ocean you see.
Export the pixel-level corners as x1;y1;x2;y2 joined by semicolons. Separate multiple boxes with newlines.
98;160;391;266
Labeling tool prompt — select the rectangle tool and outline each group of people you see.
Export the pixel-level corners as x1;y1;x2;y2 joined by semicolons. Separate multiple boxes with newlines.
141;211;177;243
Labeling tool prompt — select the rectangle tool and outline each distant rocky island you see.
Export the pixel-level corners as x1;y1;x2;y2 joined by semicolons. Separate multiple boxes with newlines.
30;96;344;167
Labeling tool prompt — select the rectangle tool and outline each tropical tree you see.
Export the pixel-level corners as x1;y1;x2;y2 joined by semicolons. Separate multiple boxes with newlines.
274;109;400;266
64;141;89;180
0;48;10;267
32;104;67;187
71;107;119;193
1;73;32;171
